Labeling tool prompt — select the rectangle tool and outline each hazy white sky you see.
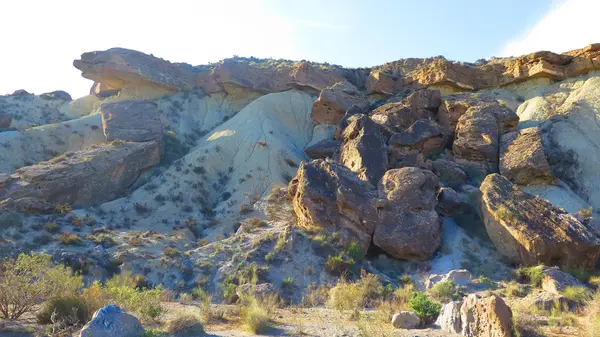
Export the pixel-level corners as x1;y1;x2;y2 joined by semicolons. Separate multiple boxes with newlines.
0;0;598;99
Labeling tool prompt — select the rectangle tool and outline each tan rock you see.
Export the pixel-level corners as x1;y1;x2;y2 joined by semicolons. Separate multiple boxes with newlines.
339;114;388;185
388;119;445;158
374;167;441;260
460;294;514;337
288;159;378;253
366;70;398;95
101;99;164;147
479;173;600;269
391;311;420;329
0;141;160;207
500;128;554;185
311;80;367;124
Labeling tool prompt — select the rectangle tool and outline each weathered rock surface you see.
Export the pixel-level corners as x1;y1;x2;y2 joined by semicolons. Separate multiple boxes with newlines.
334;105;364;140
288;159;378;253
500;127;554;185
370;89;440;137
460;294;514;337
40;90;72;101
311;80;367;124
436;187;471;217
374;167;441;260
0;141;160;207
389;119;445;159
304;139;339;159
0;113;11;128
435;301;463;334
426;269;472;289
101;99;164;147
0;197;54;213
369;44;600;94
339;114;388;185
79;305;143;337
391;311;420;329
422;158;468;188
540;266;584;295
479;173;600;269
453;100;518;170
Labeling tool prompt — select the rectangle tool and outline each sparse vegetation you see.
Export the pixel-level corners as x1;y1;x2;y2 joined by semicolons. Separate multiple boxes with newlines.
516;265;544;287
240;295;271;334
428;281;463;303
562;286;592;303
408;291;441;323
166;313;205;337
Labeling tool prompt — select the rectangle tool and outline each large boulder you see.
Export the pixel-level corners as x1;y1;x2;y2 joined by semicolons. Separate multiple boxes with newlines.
304;139;340;159
436;187;471;217
453;102;518;170
339;114;388;185
101;99;164;147
460;294;514;337
391;311;420;329
288;159;378;253
479;173;600;269
79;305;143;337
388;119;445;162
40;90;72;101
0;141;161;207
540;266;584;295
435;301;463;334
311;80;367;124
421;159;468;189
500;127;554;185
370;89;441;137
374;167;441;260
366;70;398;95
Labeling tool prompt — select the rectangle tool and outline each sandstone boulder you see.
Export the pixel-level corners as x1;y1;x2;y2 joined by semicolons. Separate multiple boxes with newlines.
339;114;388;185
0;114;11;128
304;139;339;159
479;173;600;269
460;294;514;337
374;167;441;260
422;158;468;188
366;70;398;95
391;311;420;329
79;305;143;337
334;105;364;140
436;187;471;217
288;159;378;253
90;82;120;98
453;102;518;170
101;99;164;147
388;119;445;160
540;266;584;295
500;127;554;185
435;301;463;334
311;80;367;124
0;141;160;207
426;269;472;289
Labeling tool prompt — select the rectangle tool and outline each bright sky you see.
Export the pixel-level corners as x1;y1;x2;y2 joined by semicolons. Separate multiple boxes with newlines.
1;0;598;99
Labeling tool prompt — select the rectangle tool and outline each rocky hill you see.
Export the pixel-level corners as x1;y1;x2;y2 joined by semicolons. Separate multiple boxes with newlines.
2;43;600;336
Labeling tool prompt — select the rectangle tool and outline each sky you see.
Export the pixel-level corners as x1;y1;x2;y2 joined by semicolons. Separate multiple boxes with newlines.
1;0;598;99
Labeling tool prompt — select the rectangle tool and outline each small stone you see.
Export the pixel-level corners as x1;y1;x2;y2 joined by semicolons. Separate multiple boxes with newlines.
391;311;420;329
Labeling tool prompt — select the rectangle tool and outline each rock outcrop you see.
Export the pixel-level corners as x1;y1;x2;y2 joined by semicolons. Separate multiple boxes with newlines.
304;139;339;159
79;305;144;337
311;80;367;124
339;114;388;185
374;167;441;260
437;295;514;337
0;141;160;207
479;173;600;269
101;99;164;147
500;127;554;185
388;119;445;160
0;114;11;128
288;159;378;253
540;266;584;295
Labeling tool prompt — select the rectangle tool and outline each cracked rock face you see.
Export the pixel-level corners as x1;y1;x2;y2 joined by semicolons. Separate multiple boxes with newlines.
479;173;600;269
288;159;378;253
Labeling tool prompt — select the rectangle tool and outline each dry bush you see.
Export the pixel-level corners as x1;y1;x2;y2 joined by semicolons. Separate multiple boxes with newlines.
166;313;204;337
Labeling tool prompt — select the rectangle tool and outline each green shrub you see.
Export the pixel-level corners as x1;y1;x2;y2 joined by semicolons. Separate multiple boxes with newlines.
562;286;593;303
516;265;544;287
408;292;441;322
36;296;89;325
503;281;527;298
565;267;590;283
327;280;365;311
105;283;164;322
0;253;82;319
428;281;463;303
347;241;364;262
167;313;204;337
325;254;355;276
